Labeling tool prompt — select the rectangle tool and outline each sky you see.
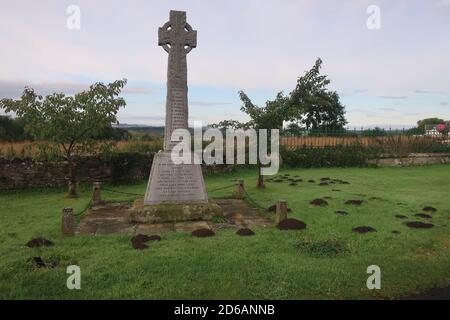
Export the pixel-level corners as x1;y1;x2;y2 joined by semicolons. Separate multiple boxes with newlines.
0;0;449;128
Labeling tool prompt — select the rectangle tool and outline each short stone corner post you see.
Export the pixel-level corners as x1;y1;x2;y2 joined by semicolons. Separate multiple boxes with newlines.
92;181;102;205
234;180;245;199
61;207;76;236
275;200;288;224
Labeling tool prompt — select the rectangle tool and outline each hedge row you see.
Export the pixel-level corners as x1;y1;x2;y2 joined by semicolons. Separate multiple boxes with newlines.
280;145;379;168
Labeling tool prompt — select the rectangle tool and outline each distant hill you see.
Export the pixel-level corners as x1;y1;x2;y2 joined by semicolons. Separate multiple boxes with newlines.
113;124;165;134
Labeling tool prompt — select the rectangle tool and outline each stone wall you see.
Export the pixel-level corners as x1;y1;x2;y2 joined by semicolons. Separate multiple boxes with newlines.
1;153;448;190
0;154;153;190
367;153;450;167
0;154;233;190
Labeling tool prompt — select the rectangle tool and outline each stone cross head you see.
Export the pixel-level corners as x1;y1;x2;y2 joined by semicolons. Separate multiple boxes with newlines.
158;10;197;54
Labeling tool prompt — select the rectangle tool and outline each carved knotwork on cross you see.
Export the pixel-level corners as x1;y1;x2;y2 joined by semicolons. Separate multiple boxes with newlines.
158;10;197;54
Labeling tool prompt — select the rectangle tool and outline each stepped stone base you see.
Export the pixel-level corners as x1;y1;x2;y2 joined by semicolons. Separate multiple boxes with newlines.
76;199;272;235
129;198;223;224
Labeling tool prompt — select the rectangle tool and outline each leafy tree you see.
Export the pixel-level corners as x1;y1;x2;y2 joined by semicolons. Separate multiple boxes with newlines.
97;127;131;141
284;122;306;136
242;91;288;187
417;118;445;132
288;58;347;131
211;119;249;131
0;115;31;141
213;91;288;188
0;79;127;197
361;127;387;137
406;126;424;135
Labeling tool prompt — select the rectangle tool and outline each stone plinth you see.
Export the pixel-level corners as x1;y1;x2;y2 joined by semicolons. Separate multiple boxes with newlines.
92;182;102;205
276;200;288;224
129;198;222;224
61;207;76;236
234;180;245;199
144;152;208;205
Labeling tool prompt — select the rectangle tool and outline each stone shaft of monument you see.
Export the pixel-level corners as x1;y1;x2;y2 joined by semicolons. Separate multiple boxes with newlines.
143;10;208;206
159;10;197;151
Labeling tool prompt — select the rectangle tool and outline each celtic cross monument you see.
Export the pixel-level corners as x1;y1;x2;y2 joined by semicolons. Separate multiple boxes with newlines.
142;10;209;209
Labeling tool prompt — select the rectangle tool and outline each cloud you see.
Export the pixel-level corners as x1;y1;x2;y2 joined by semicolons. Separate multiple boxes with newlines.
117;114;166;125
1;1;450;127
440;101;449;106
190;101;233;107
119;114;165;121
377;96;408;100
405;112;420;116
413;89;446;94
437;0;450;7
0;80;152;99
377;107;395;111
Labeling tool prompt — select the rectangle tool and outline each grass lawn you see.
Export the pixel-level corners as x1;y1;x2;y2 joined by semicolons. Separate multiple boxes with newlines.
0;165;449;299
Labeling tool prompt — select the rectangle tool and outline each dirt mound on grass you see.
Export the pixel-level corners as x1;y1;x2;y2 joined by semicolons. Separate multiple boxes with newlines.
267;205;292;213
319;182;330;186
335;210;349;216
392;230;401;234
395;214;408;219
422;206;437;212
31;257;46;268
345;200;364;206
132;234;152;243
320;177;331;181
192;229;215;237
406;221;434;229
132;241;148;250
310;199;328;206
131;234;160;250
414;213;433;219
131;234;150;250
352;226;376;233
28;256;57;268
308;180;316;183
236;228;255;236
25;238;54;248
289;182;298;186
277;219;307;230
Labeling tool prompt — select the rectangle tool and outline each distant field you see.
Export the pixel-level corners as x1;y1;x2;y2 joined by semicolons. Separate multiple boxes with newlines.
281;135;446;150
0;140;163;157
1;134;447;157
0;165;449;299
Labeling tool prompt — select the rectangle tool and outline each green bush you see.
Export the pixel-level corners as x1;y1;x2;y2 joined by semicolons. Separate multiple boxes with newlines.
120;141;162;154
281;145;380;168
105;152;153;184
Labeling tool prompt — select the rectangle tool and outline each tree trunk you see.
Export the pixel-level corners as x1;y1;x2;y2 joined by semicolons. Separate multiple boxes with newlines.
257;163;265;188
67;157;78;198
256;135;265;189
